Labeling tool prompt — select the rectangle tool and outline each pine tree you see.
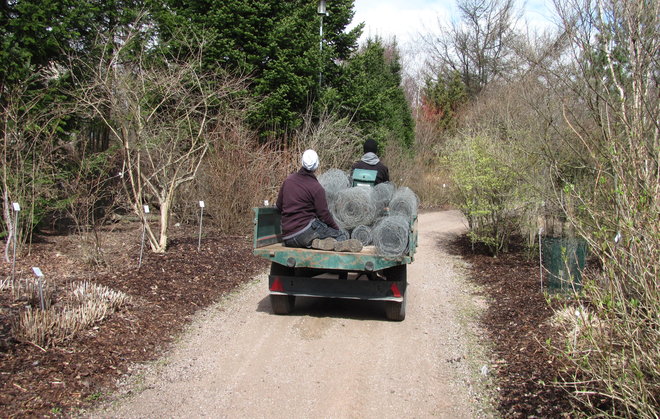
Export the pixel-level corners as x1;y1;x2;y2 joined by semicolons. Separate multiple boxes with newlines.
154;0;362;138
335;38;414;148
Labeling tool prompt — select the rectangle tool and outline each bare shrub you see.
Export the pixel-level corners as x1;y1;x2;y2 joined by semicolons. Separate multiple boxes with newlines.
186;106;375;235
293;107;364;170
538;1;660;416
384;119;451;209
73;20;248;252
2;82;67;262
58;140;126;267
186;119;293;234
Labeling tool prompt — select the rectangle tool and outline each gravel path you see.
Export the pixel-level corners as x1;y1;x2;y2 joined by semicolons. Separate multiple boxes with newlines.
92;210;492;418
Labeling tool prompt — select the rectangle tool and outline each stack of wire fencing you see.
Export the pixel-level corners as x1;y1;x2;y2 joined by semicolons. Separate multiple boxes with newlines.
318;169;418;257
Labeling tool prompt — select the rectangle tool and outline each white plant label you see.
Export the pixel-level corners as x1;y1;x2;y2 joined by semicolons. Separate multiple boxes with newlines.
264;200;269;206
199;201;205;208
32;267;44;277
12;202;20;211
143;205;150;214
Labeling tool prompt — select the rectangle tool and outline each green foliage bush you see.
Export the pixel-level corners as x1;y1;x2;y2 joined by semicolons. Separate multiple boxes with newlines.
445;134;520;255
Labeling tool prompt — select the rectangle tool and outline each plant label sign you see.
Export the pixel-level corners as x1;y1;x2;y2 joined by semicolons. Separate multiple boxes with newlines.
12;202;20;211
199;201;205;208
143;205;150;214
32;267;44;277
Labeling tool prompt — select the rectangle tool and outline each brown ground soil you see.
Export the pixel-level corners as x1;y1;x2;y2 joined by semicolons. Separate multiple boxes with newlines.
448;235;575;418
1;220;577;418
0;222;268;417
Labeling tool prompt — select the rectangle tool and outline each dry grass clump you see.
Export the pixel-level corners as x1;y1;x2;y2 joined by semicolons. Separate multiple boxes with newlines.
0;277;54;310
550;305;605;350
11;281;130;348
70;281;130;309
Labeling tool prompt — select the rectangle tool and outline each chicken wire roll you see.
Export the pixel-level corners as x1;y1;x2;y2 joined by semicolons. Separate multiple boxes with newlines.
372;181;395;214
351;225;373;246
372;215;410;257
333;187;377;230
318;169;350;208
389;186;418;221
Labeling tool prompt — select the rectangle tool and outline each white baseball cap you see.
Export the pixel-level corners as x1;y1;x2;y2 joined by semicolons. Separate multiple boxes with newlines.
302;149;319;171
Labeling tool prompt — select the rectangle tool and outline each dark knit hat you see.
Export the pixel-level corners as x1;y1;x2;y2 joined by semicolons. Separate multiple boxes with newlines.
363;139;378;154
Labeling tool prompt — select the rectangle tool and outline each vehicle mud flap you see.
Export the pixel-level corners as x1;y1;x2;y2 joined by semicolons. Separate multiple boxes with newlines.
270;294;295;315
385;291;406;321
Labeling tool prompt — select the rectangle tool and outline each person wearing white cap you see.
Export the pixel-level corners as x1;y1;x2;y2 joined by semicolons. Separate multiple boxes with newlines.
276;150;362;252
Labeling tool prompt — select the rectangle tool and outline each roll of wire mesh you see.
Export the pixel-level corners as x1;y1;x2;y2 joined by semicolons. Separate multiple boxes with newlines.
351;225;373;246
372;181;395;214
333;187;377;229
318;169;350;209
372;215;410;256
389;186;418;221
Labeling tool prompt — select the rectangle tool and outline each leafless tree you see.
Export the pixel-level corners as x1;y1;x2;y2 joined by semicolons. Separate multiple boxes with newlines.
423;0;521;96
72;26;247;253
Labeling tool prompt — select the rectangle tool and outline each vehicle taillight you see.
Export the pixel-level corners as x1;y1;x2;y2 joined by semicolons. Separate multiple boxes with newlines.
270;277;285;292
390;283;401;298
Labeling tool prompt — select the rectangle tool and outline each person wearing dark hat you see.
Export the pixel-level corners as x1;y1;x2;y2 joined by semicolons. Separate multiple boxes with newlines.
351;139;390;185
276;149;363;252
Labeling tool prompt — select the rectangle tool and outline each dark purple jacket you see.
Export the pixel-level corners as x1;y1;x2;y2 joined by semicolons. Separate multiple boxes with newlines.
276;168;339;237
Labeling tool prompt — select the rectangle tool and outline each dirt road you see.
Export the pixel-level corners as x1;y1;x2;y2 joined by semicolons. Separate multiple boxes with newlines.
93;210;491;418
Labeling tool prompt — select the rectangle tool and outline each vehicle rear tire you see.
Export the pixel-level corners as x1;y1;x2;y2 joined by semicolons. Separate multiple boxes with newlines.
270;262;294;276
269;263;295;314
383;264;407;281
270;294;295;315
385;292;406;321
383;264;407;320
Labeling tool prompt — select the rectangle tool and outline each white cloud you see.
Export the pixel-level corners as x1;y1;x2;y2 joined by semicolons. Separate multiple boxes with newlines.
346;0;558;77
348;0;453;47
348;0;557;46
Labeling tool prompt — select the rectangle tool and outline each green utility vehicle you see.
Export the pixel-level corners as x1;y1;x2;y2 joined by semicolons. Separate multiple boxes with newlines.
252;169;417;321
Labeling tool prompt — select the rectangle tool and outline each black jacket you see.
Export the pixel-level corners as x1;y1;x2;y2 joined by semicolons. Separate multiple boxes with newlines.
351;159;390;185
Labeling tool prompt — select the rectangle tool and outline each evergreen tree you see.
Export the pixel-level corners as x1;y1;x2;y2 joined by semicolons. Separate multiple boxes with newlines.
422;71;467;131
154;0;362;137
1;0;144;91
335;38;414;148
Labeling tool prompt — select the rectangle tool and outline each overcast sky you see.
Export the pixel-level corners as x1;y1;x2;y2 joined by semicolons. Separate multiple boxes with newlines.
344;0;557;76
347;0;557;47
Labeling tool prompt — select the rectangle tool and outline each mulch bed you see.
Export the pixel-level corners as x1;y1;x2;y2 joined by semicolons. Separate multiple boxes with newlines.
448;235;576;418
0;224;268;417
